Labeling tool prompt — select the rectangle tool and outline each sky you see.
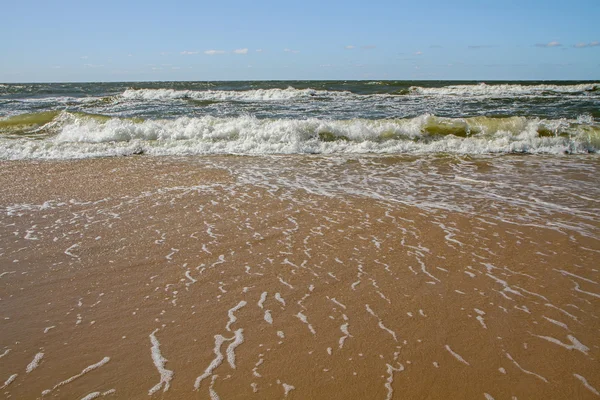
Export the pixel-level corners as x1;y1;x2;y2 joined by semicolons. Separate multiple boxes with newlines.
0;0;599;82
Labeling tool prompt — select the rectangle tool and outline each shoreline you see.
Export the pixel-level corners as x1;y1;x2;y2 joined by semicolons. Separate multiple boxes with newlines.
1;155;599;399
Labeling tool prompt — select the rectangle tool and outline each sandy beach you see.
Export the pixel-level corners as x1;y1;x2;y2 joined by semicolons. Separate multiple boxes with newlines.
1;155;599;399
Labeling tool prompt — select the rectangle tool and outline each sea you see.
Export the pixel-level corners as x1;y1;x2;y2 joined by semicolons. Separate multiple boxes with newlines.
0;80;599;158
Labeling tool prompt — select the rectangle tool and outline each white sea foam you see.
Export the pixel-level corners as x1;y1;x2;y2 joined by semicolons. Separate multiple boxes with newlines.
573;373;600;396
275;293;286;306
339;323;351;348
195;336;226;390
225;301;247;331
209;375;220;400
1;374;17;389
296;312;316;335
384;362;405;400
281;382;295;397
530;333;589;355
264;310;273;324
257;292;267;309
149;330;174;395
445;345;470;366
505;352;548;383
26;352;44;373
225;329;244;368
42;357;110;396
1;113;597;160
120;87;332;102
195;329;244;390
365;304;397;341
80;389;116;400
409;82;600;97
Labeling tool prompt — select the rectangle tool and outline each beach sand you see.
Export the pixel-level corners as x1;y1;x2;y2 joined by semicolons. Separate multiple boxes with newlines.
1;156;599;399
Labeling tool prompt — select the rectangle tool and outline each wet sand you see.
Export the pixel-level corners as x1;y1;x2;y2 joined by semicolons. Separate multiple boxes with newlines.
1;155;599;399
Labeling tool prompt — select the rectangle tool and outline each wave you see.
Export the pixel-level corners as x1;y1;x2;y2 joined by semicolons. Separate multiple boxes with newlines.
408;82;600;97
0;111;598;159
120;83;600;103
119;87;344;102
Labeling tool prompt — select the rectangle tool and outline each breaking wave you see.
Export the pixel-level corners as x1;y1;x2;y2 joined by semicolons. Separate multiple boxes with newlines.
408;82;600;97
0;111;598;159
119;87;341;102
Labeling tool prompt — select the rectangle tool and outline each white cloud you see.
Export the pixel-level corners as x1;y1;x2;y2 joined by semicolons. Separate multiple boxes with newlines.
234;48;248;54
80;56;88;60
284;48;300;53
255;49;263;53
415;51;423;55
535;41;561;48
345;45;355;49
181;51;199;55
84;64;104;68
205;50;226;55
574;41;600;48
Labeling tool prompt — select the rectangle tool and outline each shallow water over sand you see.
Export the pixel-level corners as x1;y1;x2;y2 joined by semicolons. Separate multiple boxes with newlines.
1;155;599;399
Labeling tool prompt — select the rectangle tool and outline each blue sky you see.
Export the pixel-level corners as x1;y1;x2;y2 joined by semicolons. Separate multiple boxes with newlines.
1;0;599;82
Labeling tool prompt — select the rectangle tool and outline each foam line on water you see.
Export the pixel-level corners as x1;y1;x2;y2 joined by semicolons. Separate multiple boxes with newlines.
209;375;220;400
275;293;286;306
530;333;589;355
195;336;226;390
148;329;174;395
258;292;267;309
80;389;116;400
339;323;351;349
329;297;347;309
282;383;295;397
505;353;548;383
445;345;470;366
42;357;110;396
184;270;197;286
226;329;244;369
384;363;405;400
554;269;598;285
278;277;294;289
365;304;397;342
573;281;600;299
26;352;44;373
573;374;600;396
1;374;17;389
225;301;247;332
264;310;273;324
542;316;569;330
296;312;316;335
